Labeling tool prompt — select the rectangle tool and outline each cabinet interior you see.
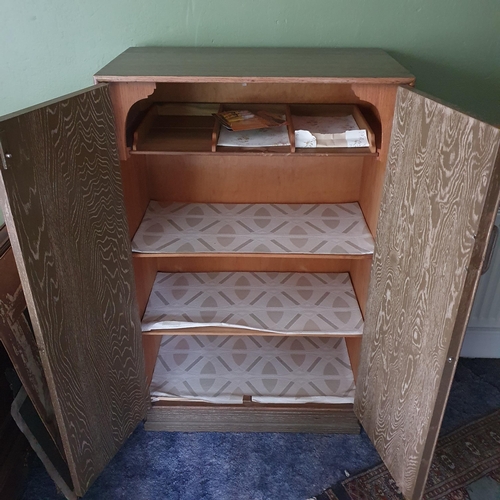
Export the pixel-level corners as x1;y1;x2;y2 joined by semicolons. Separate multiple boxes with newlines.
112;81;398;407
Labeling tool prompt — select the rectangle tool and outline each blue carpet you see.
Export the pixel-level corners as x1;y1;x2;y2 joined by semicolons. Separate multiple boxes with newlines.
21;359;500;500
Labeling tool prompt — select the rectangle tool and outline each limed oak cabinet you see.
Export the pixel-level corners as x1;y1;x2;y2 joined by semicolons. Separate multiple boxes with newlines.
1;48;499;500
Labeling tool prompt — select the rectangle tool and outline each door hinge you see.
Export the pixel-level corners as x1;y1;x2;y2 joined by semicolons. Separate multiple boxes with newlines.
0;140;11;170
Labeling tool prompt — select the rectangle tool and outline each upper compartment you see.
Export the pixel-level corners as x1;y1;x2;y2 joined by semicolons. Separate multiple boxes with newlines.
130;102;377;155
95;48;415;160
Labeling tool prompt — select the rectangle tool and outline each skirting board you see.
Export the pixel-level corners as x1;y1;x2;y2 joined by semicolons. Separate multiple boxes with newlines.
460;328;500;358
145;403;360;434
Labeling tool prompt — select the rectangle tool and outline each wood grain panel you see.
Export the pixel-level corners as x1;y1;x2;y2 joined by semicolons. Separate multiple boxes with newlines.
146;154;363;203
414;150;500;492
142;327;363;338
143;335;162;388
0;85;147;496
132;256;157;318
357;85;399;233
149;253;360;273
344;337;362;382
106;82;156;160
120;155;149;239
349;257;373;317
148;82;385;106
95;47;414;84
0;247;61;451
145;402;359;433
355;87;500;500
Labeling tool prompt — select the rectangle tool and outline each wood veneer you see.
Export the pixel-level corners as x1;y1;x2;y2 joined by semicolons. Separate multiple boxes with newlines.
137;254;365;274
95;47;414;84
0;86;147;496
145;401;359;433
145;154;364;203
355;86;500;500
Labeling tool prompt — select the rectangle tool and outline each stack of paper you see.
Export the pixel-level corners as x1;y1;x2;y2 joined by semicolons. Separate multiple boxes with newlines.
218;125;290;147
293;115;369;148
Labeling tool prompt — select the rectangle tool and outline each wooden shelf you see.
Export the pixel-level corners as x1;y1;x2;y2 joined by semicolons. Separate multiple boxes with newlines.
133;103;218;153
214;103;293;154
130;149;377;157
141;271;364;337
131;202;375;256
149;334;356;404
290;104;376;154
145;402;360;433
131;102;378;155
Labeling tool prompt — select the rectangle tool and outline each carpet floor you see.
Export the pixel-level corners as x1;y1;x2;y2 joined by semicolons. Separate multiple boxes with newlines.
315;407;500;499
21;358;500;500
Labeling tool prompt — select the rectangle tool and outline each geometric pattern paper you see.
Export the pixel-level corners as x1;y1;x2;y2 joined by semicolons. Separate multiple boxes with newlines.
150;335;356;403
142;272;364;336
132;202;374;255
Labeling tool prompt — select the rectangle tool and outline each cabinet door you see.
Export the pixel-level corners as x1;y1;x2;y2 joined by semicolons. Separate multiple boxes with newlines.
355;86;500;500
0;85;147;497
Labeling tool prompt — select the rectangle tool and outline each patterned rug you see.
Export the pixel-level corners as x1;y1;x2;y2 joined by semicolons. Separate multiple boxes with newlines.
312;408;500;500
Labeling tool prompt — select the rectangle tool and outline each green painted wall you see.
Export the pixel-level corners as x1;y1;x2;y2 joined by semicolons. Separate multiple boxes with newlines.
0;0;499;225
1;0;499;120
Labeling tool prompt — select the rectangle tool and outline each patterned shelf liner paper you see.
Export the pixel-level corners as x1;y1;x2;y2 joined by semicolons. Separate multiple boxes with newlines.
142;272;364;336
132;202;375;255
150;335;356;404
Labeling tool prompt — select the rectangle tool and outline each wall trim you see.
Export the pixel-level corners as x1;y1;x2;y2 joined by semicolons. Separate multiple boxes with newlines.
460;328;500;358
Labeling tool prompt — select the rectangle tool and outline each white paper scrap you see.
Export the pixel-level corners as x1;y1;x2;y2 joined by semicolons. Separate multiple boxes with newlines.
295;130;317;148
345;129;369;148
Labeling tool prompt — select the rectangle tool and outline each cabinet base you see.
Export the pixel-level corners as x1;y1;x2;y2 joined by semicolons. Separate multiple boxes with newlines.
145;402;360;433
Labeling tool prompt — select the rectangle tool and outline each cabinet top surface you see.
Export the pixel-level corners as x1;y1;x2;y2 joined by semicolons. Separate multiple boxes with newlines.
95;47;415;84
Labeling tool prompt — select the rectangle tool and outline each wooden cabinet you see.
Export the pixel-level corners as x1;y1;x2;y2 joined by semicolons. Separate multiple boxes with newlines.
1;48;499;500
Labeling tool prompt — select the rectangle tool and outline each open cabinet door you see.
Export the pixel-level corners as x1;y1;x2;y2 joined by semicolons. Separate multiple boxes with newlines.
355;86;500;500
0;85;147;497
